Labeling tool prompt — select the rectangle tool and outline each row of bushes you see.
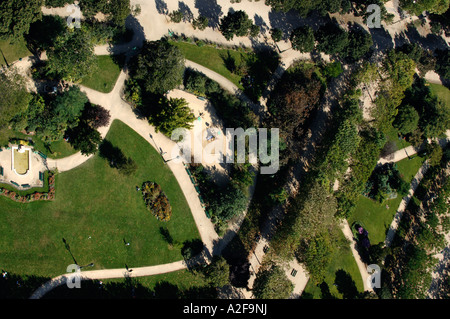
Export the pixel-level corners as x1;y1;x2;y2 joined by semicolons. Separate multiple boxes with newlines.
381;149;450;299
0;172;55;202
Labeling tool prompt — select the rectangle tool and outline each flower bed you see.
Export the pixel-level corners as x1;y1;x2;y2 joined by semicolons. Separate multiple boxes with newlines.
0;172;55;202
141;181;172;222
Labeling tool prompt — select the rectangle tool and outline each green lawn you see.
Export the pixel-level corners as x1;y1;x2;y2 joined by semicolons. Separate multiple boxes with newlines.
0;37;31;67
428;82;450;107
80;55;122;93
170;40;246;89
384;123;411;150
33;139;77;159
302;230;364;299
348;154;426;245
0;120;200;278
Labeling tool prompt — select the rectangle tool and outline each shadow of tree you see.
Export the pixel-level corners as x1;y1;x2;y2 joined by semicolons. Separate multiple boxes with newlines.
178;1;194;22
334;269;359;299
155;0;169;15
194;0;223;29
0;272;52;299
369;26;394;52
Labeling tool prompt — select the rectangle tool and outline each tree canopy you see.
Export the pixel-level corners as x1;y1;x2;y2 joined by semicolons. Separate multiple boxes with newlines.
290;26;315;53
0;0;43;40
252;265;294;299
130;39;185;95
219;10;253;41
46;28;96;82
149;97;195;137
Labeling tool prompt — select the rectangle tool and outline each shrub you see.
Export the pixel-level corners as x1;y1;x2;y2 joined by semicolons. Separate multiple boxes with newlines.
141;181;172;221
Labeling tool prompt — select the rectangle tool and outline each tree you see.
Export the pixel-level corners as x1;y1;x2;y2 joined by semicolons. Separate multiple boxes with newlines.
67;121;102;155
270;28;283;42
249;24;260;38
0;0;43;40
252;265;294;299
315;21;349;56
82;103;111;129
393;104;420;135
298;233;335;284
149;97;195;137
435;49;450;81
192;15;209;30
78;0;108;19
420;98;450;138
130;39;185;95
267;67;322;165
344;26;373;62
0;70;32;128
400;0;449;15
168;10;183;23
108;0;131;26
52;86;89;129
290;26;315;53
211;183;248;221
219;11;253;41
201;256;230;288
46;28;96;82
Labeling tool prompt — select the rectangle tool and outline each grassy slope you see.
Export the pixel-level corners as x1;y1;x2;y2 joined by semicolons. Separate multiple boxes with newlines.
170;41;246;89
80;55;121;93
0;38;30;67
303;230;365;299
349;154;426;245
0;120;199;277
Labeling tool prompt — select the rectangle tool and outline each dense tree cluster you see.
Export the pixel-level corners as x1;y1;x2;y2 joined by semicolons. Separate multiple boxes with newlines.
129;39;185;96
252;265;294;299
0;0;43;40
266;63;323;166
219;10;254;41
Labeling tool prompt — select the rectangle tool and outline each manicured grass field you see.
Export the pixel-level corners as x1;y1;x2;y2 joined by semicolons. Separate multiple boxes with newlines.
0;38;31;67
428;82;450;107
170;40;246;89
0;120;200;278
348;154;426;245
80;55;122;93
302;230;364;299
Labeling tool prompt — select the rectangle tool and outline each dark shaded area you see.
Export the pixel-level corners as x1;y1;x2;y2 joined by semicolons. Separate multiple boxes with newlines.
0;272;51;299
98;139;128;169
369;25;394;52
25;15;66;55
334;269;359;299
155;0;169;15
319;282;335;299
178;1;194;22
159;227;174;246
194;0;223;29
268;9;328;41
220;236;250;288
43;276;216;299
